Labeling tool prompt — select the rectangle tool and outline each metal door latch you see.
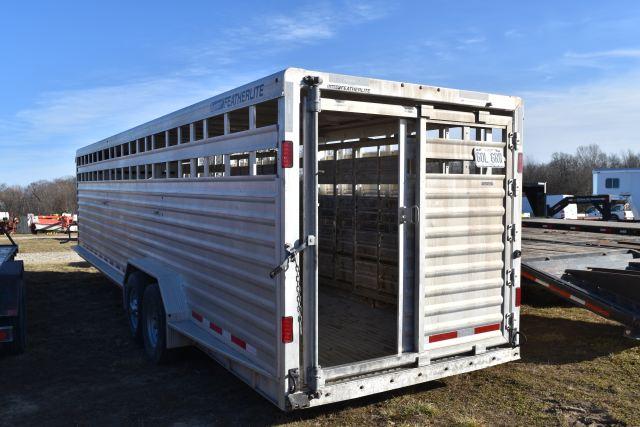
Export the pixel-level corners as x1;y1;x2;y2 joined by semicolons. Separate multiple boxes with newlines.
269;236;314;278
399;205;419;225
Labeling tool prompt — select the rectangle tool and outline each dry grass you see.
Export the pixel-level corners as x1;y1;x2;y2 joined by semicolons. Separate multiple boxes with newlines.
2;235;638;426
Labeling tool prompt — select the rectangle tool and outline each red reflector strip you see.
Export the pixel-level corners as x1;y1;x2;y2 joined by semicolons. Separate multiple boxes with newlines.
517;152;523;173
281;141;293;168
515;287;522;307
281;316;294;343
474;323;501;334
585;302;610;318
231;335;246;349
429;331;458;343
209;322;222;334
191;310;203;322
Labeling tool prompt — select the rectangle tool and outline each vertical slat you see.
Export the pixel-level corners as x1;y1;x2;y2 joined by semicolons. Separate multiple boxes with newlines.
249;105;256;130
178;160;183;178
224;113;230;135
485;129;493;175
462;126;470;174
203;157;210;177
203;119;208;139
396;119;406;355
151;134;156;150
224;155;231;176
190;123;195;142
249;152;257;176
177;127;182;145
415;109;427;355
190;158;197;178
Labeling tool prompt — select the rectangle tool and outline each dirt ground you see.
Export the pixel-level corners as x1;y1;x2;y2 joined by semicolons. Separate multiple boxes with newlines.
1;235;639;426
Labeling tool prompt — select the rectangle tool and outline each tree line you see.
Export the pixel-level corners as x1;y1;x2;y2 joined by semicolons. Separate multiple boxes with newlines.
524;144;640;196
0;177;77;218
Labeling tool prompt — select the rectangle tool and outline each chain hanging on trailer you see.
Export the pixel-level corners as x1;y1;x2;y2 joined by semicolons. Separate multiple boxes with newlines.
270;237;315;336
292;253;303;336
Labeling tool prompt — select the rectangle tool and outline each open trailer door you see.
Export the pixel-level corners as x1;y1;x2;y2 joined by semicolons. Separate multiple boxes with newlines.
415;105;518;359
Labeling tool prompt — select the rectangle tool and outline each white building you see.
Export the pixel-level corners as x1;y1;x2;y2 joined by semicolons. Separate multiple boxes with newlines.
592;168;640;218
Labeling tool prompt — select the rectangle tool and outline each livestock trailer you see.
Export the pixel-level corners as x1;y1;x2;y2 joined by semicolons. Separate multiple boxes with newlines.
74;68;523;410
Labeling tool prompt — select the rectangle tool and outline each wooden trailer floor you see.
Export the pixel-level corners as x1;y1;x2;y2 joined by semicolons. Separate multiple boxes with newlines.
318;288;396;367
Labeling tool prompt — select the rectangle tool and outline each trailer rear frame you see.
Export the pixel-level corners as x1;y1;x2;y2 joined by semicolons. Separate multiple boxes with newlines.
75;68;523;410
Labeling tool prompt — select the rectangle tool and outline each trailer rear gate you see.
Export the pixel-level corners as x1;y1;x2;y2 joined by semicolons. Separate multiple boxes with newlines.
74;68;522;410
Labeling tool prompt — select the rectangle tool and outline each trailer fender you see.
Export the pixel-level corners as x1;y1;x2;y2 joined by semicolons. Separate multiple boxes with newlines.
0;260;24;317
124;258;191;348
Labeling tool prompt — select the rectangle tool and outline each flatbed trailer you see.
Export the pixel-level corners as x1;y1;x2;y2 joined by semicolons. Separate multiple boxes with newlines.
75;68;523;410
0;227;26;354
522;227;640;338
524;217;640;236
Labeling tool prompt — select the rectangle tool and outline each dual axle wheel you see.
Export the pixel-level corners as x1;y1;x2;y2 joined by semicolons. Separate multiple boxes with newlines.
124;272;173;363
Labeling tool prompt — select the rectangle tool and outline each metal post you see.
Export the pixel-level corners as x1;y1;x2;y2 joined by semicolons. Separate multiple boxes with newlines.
302;75;322;391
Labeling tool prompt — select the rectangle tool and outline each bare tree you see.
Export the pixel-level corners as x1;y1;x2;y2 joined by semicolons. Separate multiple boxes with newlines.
523;145;640;195
0;177;77;217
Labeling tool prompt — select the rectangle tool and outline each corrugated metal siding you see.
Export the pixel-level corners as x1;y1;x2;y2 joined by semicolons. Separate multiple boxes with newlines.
422;172;508;355
78;177;280;373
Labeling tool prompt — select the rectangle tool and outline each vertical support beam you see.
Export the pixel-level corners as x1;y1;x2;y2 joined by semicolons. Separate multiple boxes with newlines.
177;127;182;145
224;113;230;135
190;123;195;142
190;158;197;178
203;156;210;177
302;76;322;390
485;129;493;175
249;105;256;130
178;160;183;178
203;119;208;139
462;126;471;174
249;151;257;176
151;134;156;150
224;154;231;176
165;161;170;178
277;78;301;407
396;119;407;355
415;108;427;359
165;130;170;147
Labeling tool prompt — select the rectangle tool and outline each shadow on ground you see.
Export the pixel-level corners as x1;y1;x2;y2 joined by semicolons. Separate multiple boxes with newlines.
1;266;637;425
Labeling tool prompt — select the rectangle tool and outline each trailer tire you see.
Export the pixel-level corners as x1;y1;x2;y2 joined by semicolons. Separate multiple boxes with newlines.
0;280;26;356
142;283;172;364
124;272;147;343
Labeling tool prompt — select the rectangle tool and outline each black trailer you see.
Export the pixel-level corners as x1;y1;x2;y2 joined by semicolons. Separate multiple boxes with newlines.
522;227;640;338
0;225;25;355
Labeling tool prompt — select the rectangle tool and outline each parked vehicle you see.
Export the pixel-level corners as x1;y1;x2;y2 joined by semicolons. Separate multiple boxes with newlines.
585;202;634;221
593;168;640;219
75;68;523;410
0;223;25;355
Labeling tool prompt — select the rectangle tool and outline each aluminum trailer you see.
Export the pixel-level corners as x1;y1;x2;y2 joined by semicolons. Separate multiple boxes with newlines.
74;68;523;410
0;225;26;355
522;227;640;338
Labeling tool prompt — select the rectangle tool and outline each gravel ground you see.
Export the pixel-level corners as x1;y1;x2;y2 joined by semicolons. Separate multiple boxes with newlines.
15;251;82;264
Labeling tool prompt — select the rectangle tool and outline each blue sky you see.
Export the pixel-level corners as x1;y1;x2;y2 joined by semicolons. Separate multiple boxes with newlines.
1;1;640;184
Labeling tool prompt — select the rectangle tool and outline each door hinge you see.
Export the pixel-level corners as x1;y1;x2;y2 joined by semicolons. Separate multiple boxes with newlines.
509;132;520;150
506;224;517;242
506;269;515;287
507;179;518;197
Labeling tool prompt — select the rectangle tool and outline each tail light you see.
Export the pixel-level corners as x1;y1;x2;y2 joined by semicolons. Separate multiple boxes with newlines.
517;152;523;174
515;287;522;307
281;316;294;343
281;141;293;168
